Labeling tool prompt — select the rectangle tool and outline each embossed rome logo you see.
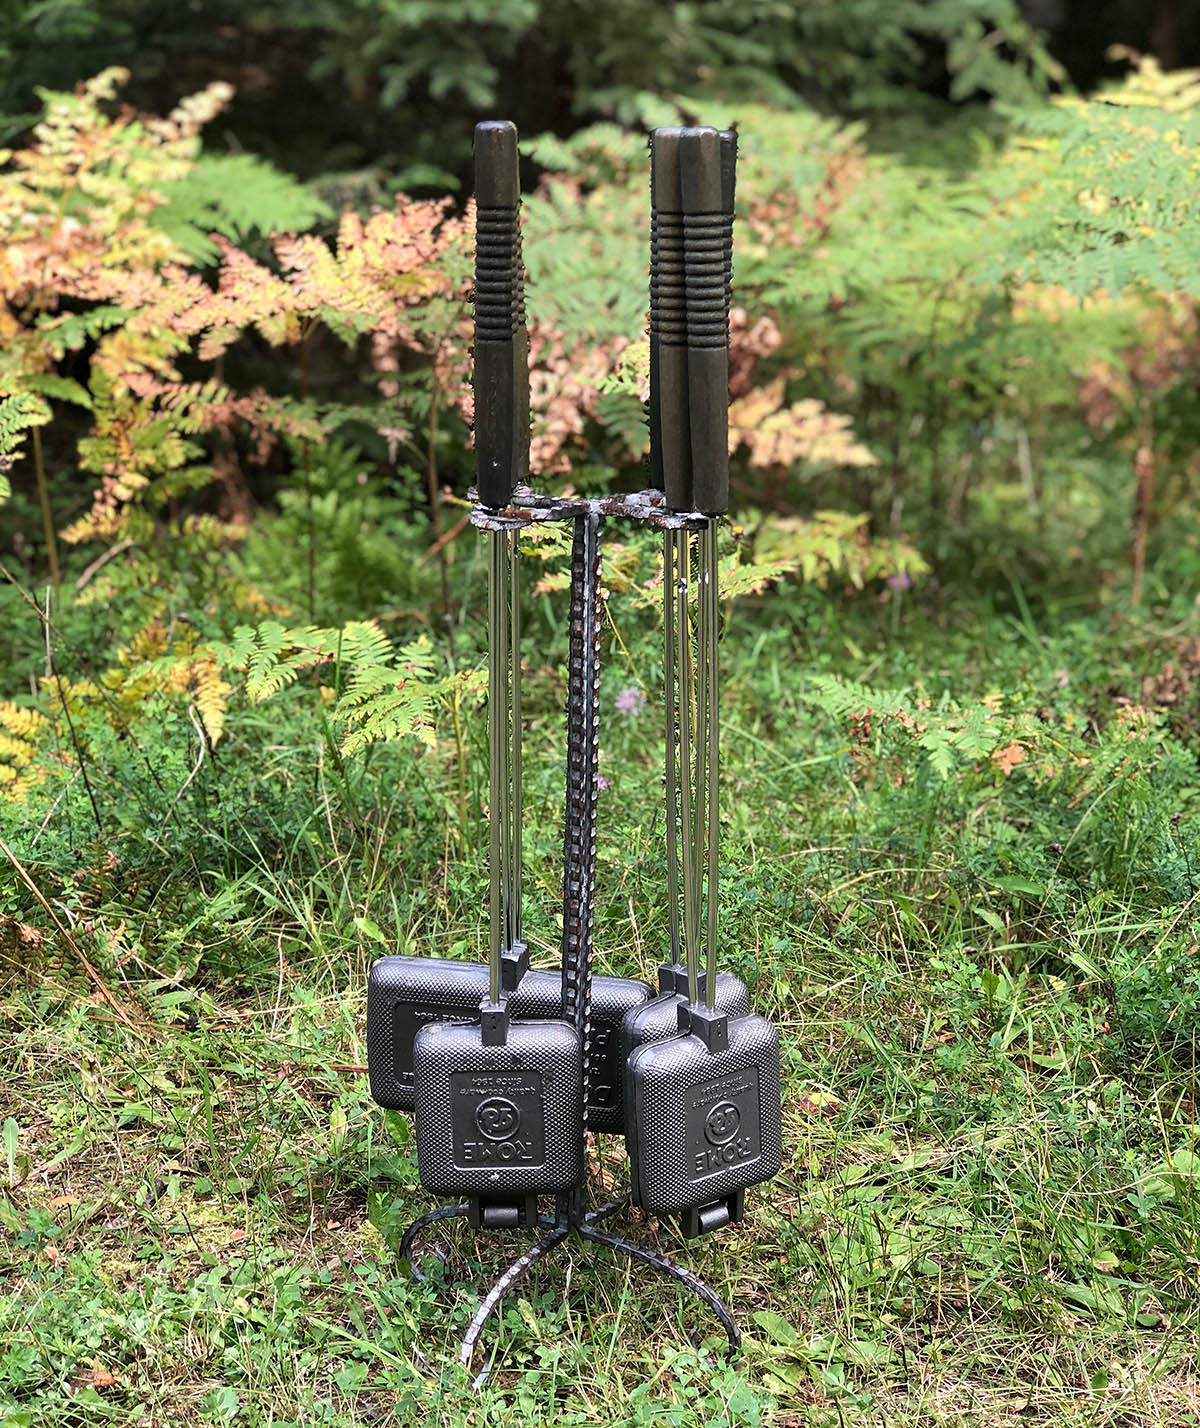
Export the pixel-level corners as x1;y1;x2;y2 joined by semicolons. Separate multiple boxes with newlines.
704;1100;741;1146
693;1096;756;1176
475;1097;521;1140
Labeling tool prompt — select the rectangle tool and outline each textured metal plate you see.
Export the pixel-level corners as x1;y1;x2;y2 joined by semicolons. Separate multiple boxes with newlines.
626;1012;782;1216
617;971;750;1094
413;1018;585;1198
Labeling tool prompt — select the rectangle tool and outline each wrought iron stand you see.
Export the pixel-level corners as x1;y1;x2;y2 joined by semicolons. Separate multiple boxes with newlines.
397;488;740;1384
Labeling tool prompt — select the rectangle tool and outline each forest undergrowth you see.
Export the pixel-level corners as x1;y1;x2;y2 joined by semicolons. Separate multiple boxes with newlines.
1;33;1200;1428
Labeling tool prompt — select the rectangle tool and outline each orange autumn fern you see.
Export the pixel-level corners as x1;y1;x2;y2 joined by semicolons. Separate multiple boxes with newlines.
59;195;477;544
0;72;917;820
0;70;483;554
4;70;887;562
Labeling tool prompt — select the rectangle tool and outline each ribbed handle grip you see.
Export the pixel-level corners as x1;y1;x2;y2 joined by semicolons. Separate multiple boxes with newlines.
649;127;692;511
720;128;736;317
682;128;732;516
474;120;529;510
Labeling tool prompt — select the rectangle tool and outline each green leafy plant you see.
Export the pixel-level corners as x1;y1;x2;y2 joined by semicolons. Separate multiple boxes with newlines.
220;619;477;756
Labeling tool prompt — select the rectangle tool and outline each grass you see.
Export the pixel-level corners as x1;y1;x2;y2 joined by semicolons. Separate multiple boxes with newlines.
3;543;1200;1427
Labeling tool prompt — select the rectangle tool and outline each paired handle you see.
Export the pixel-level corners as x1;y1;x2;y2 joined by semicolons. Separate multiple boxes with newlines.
473;118;733;515
473;120;529;511
649;126;735;515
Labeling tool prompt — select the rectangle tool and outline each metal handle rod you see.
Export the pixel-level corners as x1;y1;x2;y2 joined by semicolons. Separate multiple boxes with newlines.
649;127;692;510
676;531;699;1004
488;531;504;1002
694;527;708;981
681;126;730;518
509;529;522;944
475;119;528;982
704;518;720;1008
703;129;733;1004
663;532;680;967
473;120;528;510
500;528;514;954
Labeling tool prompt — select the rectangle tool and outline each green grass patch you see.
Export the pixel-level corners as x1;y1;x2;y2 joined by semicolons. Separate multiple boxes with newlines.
3;564;1200;1426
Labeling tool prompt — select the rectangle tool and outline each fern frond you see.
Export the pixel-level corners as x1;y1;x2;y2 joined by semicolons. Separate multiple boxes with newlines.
339;661;439;755
222;619;401;707
236;622;309;703
0;391;52;459
0;700;47;803
152;153;332;263
995;60;1200;297
217;622;456;755
33;306;130;357
23;373;93;410
337;620;397;671
189;657;231;745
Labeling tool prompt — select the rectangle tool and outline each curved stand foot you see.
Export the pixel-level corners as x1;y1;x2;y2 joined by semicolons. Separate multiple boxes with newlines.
399;1202;470;1284
575;1221;741;1360
459;1222;571;1386
540;1194;628;1233
457;1202;738;1389
584;1194;629;1225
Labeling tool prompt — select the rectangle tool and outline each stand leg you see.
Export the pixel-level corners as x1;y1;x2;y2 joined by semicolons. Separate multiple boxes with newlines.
399;1202;470;1284
584;1195;629;1225
459;1222;571;1382
451;1208;737;1386
574;1222;740;1359
539;1193;627;1232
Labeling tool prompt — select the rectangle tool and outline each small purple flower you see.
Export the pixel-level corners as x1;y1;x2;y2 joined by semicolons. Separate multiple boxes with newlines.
1054;669;1070;688
615;685;647;717
886;572;913;591
595;775;611;791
